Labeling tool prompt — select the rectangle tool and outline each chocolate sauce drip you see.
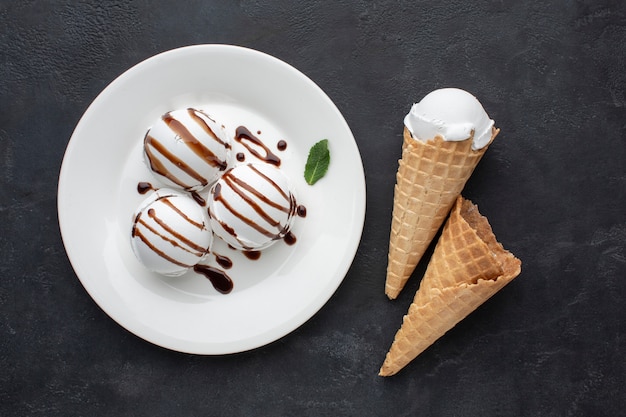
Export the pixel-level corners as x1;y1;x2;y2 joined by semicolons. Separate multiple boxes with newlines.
191;191;206;206
289;194;298;218
193;264;233;294
283;231;297;245
132;199;210;268
215;253;233;269
137;182;154;194
243;250;261;260
212;182;222;200
236;152;245;162
136;216;202;258
143;110;229;190
158;198;205;230
134;226;192;268
226;166;290;214
250;164;291;205
235;126;281;166
164;110;228;171
277;140;287;151
147;205;206;252
211;181;239;239
131;213;142;236
211;166;294;247
144;135;192;189
297;204;307;218
214;195;275;240
187;108;230;150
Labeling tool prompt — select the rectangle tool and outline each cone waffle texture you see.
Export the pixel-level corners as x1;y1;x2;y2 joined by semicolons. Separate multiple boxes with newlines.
385;127;498;300
379;196;521;376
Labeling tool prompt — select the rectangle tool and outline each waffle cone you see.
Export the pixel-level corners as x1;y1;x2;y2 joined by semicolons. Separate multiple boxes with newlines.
379;196;521;376
385;127;498;299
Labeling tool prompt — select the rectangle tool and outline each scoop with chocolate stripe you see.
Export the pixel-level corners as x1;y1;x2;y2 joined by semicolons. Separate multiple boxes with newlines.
131;189;212;275
143;108;231;191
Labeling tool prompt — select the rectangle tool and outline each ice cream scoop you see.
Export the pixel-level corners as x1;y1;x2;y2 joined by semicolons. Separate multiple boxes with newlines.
404;88;494;150
208;163;297;251
143;108;231;191
131;189;212;276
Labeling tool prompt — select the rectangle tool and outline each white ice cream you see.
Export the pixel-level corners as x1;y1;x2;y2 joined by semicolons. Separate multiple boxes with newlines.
208;163;297;251
131;189;212;276
404;88;495;150
144;108;231;191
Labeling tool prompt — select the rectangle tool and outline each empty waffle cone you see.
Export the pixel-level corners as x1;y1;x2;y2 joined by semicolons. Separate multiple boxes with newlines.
379;196;521;376
385;127;498;300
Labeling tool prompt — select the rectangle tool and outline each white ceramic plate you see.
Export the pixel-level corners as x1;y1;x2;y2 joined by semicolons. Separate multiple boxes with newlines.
58;45;365;354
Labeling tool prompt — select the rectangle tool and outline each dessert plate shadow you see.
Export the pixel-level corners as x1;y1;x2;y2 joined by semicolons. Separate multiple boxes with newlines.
58;44;365;354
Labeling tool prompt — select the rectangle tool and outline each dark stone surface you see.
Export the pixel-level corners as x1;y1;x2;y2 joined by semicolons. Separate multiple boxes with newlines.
1;1;625;416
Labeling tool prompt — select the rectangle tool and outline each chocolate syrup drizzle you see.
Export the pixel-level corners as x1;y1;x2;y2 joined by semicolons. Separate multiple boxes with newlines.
193;264;233;294
134;124;307;295
215;253;233;269
243;250;261;260
144;109;229;190
210;164;297;250
234;126;281;166
283;231;297;245
190;191;206;207
131;196;209;269
137;182;154;194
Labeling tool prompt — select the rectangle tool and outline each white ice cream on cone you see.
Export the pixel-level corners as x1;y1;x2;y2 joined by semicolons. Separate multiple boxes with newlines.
404;88;495;150
385;88;499;299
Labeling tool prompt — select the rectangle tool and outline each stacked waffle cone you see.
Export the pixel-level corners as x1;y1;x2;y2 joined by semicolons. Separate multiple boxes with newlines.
379;196;522;376
385;127;499;300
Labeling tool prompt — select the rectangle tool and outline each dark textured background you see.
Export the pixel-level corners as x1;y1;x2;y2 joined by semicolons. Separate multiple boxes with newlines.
1;1;625;416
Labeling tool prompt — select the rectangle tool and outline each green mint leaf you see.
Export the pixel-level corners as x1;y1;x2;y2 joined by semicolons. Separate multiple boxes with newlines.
304;139;330;185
